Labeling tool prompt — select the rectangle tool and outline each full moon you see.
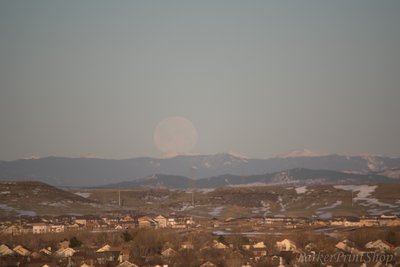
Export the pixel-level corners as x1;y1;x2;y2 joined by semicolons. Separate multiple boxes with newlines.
154;116;198;156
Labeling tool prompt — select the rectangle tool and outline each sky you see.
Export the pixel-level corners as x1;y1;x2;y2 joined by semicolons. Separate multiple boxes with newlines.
0;1;400;160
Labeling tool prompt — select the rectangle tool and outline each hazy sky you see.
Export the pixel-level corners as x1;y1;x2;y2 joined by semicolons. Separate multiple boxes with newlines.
1;1;400;160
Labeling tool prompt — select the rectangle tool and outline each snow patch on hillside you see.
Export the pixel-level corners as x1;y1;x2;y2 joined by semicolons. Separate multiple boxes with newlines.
75;192;91;198
319;200;342;210
334;185;398;209
295;186;307;194
209;206;224;217
334;185;377;200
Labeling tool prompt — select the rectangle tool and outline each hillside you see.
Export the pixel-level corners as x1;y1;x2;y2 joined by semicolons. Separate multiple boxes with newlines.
0;181;399;218
0;181;102;217
85;184;400;219
101;168;396;189
0;153;400;186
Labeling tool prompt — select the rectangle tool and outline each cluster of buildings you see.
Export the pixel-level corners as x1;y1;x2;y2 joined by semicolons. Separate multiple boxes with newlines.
263;214;400;228
0;213;195;236
1;213;399;236
1;236;400;267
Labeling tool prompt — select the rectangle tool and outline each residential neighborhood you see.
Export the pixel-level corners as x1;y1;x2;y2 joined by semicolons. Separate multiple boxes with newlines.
1;213;399;267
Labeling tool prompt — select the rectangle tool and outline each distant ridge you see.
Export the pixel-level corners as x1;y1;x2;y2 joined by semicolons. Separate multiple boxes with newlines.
99;168;397;189
276;149;331;158
0;153;399;187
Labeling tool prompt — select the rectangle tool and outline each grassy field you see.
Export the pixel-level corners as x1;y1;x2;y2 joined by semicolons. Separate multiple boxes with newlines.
1;182;399;217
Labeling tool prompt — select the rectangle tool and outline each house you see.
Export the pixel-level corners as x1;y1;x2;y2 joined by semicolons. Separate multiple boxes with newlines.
118;248;130;263
167;216;190;229
242;244;251;250
138;216;156;228
359;216;379;227
265;217;293;225
95;244;121;264
212;240;228;249
66;223;80;231
3;225;21;235
96;244;111;252
161;247;177;257
13;245;31;256
200;261;217;267
74;219;87;226
116;260;139;267
365;239;393;252
278;256;286;267
120;216;135;229
335;240;362;255
0;244;15;256
39;247;52;256
342;216;361;227
276;239;297;252
120;215;134;222
32;223;49;234
167;218;176;227
252;241;267;258
49;224;65;233
154;215;167;228
55;247;76;257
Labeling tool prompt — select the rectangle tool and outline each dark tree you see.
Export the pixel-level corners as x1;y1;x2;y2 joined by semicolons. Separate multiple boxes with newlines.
121;230;133;242
69;236;82;248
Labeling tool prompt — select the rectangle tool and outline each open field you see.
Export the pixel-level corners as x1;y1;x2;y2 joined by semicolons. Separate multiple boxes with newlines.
74;184;400;219
1;182;399;218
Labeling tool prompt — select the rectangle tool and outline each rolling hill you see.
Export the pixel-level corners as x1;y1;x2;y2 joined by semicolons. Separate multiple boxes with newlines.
100;168;397;189
0;181;101;217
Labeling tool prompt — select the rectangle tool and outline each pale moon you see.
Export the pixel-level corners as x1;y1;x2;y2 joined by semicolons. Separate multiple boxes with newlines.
154;116;198;156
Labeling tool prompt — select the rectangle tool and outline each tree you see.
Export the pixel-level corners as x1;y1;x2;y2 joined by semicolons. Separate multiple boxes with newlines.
121;230;133;242
217;235;226;244
130;229;163;258
385;230;396;245
69;236;82;248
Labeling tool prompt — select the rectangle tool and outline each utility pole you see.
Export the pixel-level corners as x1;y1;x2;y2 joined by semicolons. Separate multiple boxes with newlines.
118;190;121;207
190;166;196;207
351;190;354;207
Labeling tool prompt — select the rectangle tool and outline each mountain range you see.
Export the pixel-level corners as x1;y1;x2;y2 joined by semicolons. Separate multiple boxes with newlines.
0;151;399;187
99;168;396;189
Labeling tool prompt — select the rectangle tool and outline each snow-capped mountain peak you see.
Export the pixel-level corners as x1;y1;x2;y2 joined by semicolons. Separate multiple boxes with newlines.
277;149;331;158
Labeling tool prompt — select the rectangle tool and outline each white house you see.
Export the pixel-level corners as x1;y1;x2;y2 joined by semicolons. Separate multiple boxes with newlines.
212;240;228;249
13;245;31;257
32;223;49;234
96;244;111;253
0;244;15;256
56;247;76;258
335;240;363;256
154;215;167;228
276;239;297;252
50;224;65;233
